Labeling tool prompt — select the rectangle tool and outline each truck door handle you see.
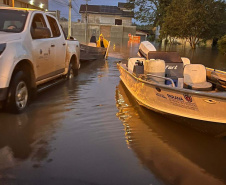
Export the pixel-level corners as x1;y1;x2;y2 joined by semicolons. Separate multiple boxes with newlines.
63;43;66;46
51;44;55;47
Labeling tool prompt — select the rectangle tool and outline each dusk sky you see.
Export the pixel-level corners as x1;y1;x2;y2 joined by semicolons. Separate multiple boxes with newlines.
49;0;128;21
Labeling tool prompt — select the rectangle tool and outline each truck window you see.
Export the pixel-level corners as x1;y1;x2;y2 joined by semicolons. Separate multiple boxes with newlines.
0;9;28;33
31;14;47;29
30;13;49;39
46;15;61;38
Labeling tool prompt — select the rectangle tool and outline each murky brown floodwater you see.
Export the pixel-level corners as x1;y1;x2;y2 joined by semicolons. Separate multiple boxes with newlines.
0;39;226;185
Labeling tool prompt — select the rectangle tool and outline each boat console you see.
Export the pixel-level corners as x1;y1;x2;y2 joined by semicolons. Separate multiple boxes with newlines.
147;51;184;87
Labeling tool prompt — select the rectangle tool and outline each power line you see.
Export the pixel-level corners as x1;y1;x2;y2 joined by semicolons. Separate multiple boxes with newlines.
72;1;80;15
55;0;68;6
51;0;68;8
72;5;80;15
72;0;80;9
51;0;81;23
52;0;80;15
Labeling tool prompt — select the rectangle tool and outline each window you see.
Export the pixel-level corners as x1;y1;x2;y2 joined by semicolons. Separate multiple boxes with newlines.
30;14;48;39
3;0;10;5
47;15;61;38
0;9;28;33
31;14;47;30
115;19;122;25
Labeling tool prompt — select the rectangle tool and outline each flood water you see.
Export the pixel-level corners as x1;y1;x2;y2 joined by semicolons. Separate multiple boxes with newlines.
0;39;226;185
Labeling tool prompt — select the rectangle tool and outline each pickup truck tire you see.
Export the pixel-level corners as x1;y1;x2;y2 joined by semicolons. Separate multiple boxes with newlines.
5;71;30;114
66;62;78;79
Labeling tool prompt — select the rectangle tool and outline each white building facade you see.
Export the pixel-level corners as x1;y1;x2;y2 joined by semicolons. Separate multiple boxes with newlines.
79;3;133;26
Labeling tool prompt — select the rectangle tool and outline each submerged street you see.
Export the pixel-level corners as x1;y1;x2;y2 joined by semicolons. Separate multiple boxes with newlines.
0;42;226;185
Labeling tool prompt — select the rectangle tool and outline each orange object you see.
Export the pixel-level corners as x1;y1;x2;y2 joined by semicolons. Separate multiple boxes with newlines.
133;36;140;42
128;35;140;43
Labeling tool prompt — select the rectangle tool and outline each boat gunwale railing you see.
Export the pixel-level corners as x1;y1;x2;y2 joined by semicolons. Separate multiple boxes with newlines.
145;74;175;87
118;63;226;100
206;67;226;75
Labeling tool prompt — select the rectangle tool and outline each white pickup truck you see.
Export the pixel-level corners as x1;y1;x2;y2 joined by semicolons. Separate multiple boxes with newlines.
0;7;80;113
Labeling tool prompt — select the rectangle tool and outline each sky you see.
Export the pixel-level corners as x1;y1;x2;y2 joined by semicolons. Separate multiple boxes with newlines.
49;0;128;22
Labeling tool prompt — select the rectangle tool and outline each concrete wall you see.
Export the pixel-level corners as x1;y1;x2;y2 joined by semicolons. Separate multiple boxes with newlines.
81;13;132;26
111;26;124;39
0;0;8;6
60;22;136;41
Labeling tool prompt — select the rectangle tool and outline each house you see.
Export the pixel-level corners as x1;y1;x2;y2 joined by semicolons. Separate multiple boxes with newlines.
79;2;134;26
0;0;48;10
136;30;149;41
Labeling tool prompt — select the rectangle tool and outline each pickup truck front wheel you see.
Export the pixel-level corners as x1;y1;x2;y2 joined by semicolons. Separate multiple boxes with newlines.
6;71;30;113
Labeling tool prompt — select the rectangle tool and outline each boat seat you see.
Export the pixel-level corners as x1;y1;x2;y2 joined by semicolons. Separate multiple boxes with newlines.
181;57;190;66
184;64;212;91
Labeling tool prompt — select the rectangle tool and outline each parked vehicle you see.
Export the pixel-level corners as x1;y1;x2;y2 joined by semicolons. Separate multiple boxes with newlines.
118;41;226;124
0;7;80;113
80;43;109;61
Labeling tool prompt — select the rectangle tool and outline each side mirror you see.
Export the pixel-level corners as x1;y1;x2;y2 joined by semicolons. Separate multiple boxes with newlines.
31;27;51;39
67;36;75;40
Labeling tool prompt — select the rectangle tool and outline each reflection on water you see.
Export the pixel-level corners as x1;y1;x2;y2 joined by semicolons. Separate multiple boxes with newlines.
116;81;226;185
0;59;108;175
0;92;65;171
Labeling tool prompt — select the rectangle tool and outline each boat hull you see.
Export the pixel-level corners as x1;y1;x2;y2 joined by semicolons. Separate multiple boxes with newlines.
118;64;226;124
80;44;106;61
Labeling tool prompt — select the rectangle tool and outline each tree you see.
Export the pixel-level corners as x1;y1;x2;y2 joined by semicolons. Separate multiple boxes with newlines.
161;0;226;49
128;0;172;26
218;35;226;54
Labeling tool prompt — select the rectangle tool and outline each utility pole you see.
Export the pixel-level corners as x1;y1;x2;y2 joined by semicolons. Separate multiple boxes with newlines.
84;0;91;43
68;0;72;39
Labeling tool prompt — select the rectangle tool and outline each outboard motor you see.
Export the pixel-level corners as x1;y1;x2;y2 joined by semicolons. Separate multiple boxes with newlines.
138;41;156;58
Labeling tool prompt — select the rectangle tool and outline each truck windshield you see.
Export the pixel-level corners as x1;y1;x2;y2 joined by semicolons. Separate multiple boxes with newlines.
0;9;28;33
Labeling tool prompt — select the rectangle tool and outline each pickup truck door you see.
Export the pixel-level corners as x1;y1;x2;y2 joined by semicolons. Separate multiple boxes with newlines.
46;15;66;73
30;13;55;81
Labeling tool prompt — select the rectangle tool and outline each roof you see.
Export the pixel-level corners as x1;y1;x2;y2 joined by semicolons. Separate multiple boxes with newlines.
79;5;134;17
118;2;134;10
136;30;149;36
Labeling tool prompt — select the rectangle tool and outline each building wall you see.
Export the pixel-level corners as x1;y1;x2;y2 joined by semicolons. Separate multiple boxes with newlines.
0;0;10;6
60;22;136;41
0;0;48;10
81;13;132;26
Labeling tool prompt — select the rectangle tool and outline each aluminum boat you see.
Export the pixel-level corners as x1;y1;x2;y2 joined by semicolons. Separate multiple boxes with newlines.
117;42;226;124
